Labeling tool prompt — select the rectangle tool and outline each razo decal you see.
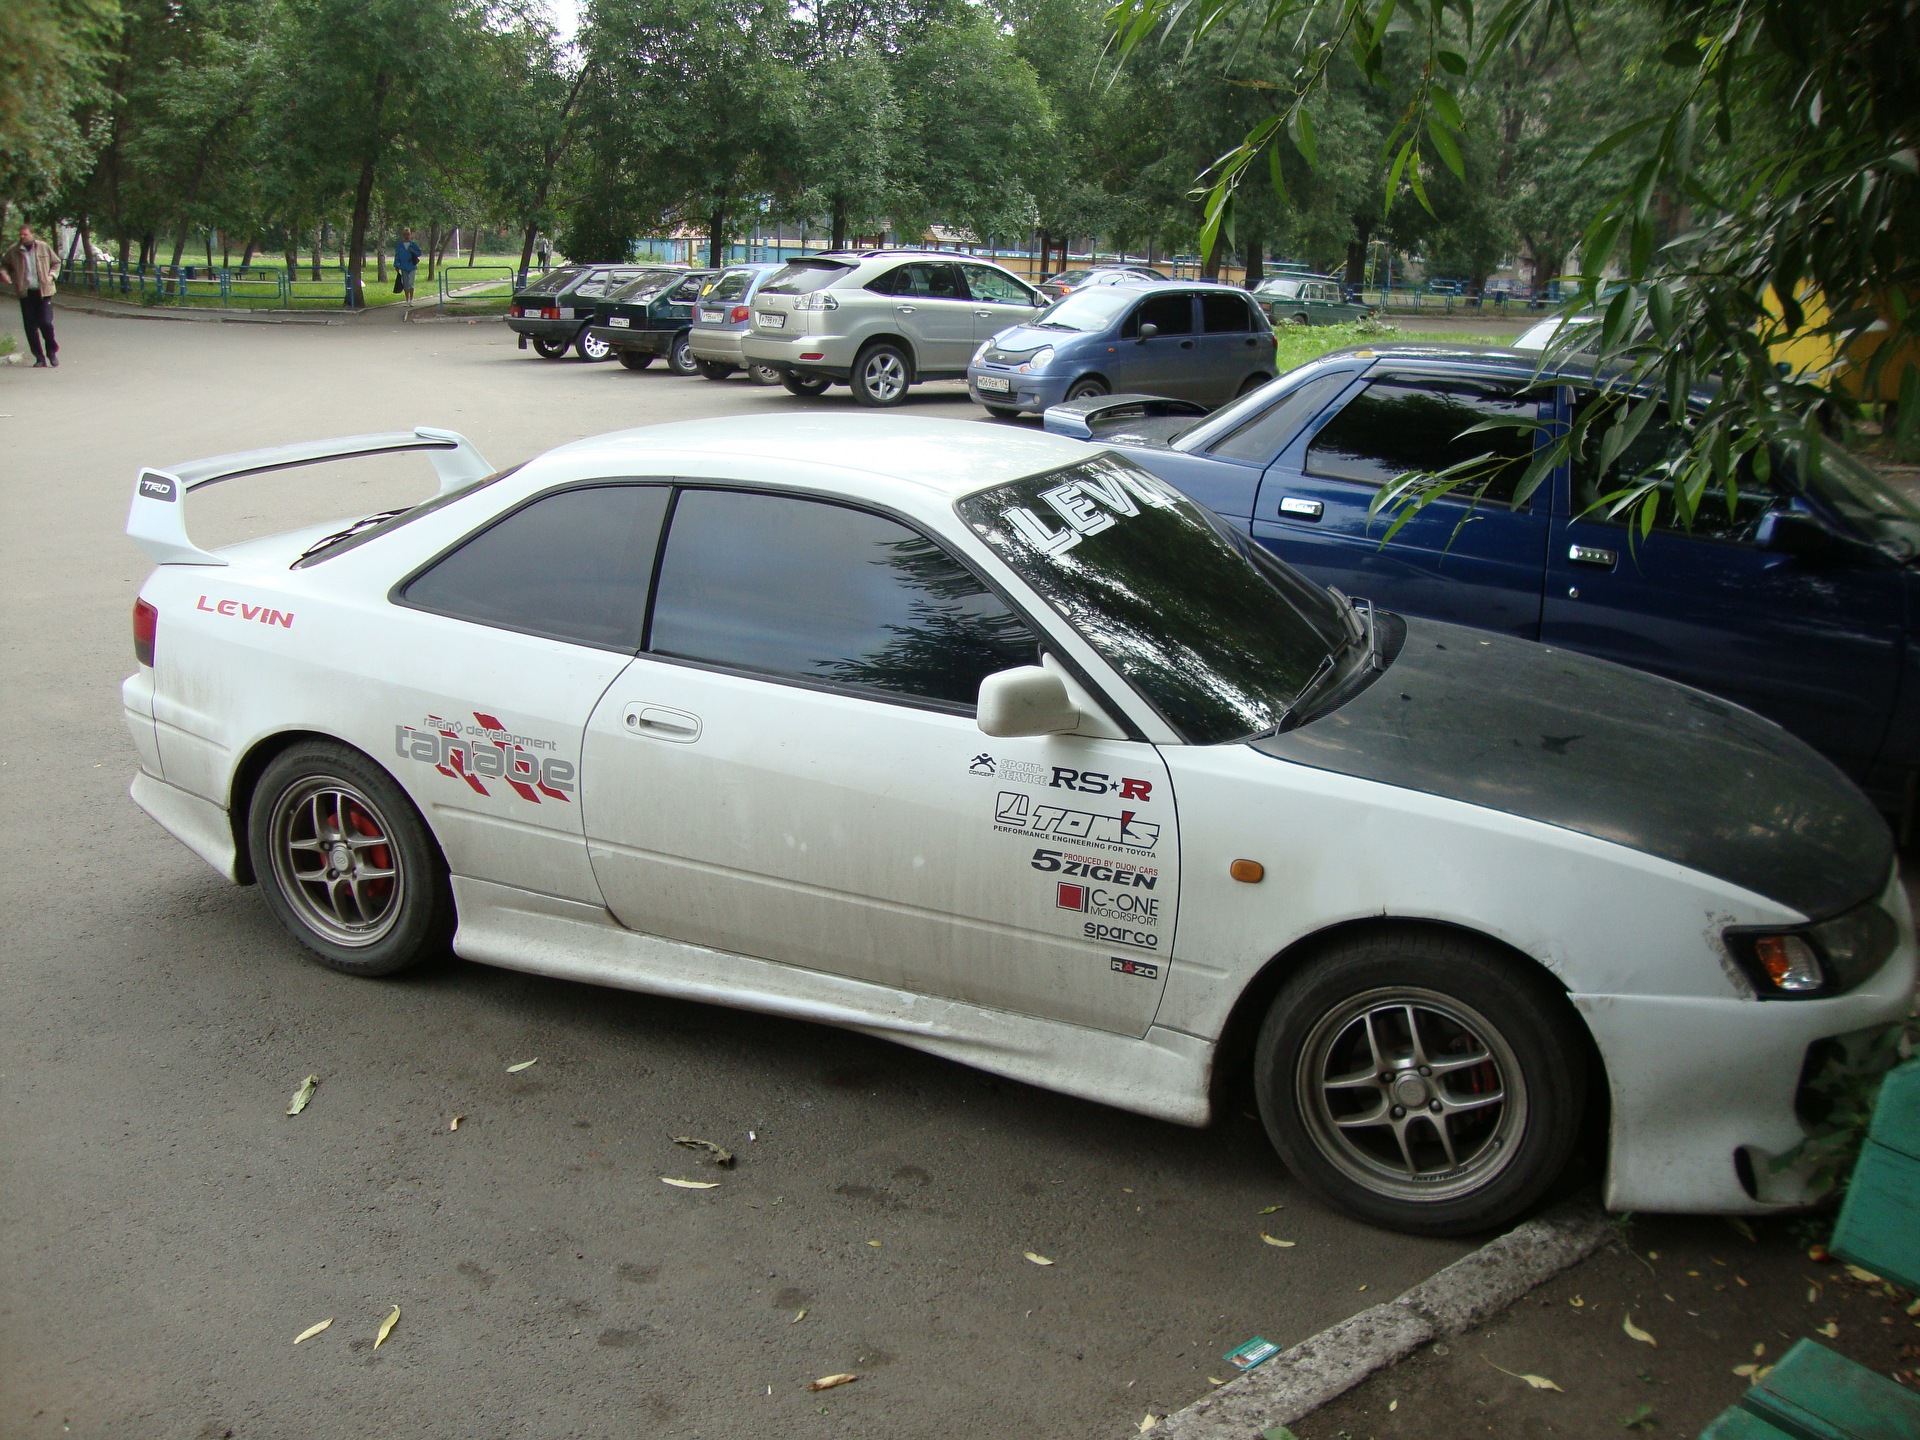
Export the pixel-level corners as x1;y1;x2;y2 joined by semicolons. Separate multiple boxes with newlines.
1110;956;1159;980
397;710;573;804
1002;464;1173;558
993;790;1159;853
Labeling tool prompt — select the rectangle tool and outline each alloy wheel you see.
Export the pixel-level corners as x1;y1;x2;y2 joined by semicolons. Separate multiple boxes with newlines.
579;331;612;361
267;777;406;948
860;349;908;403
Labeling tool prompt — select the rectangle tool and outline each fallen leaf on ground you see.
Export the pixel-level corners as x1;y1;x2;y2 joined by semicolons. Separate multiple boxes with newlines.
1260;1233;1296;1248
1727;1217;1758;1243
673;1136;736;1167
1620;1404;1656;1430
808;1373;857;1391
1388;1399;1398;1412
1734;1363;1758;1377
1137;1414;1157;1433
1907;1296;1920;1317
1808;1243;1830;1262
1623;1314;1657;1346
1569;1295;1585;1307
660;1176;719;1190
1024;1251;1054;1266
292;1318;332;1344
286;1075;318;1116
1486;1359;1564;1392
506;1058;538;1073
1844;1264;1881;1284
1817;1320;1839;1338
867;1239;881;1248
1808;1285;1820;1302
449;1115;465;1131
1207;1375;1226;1386
374;1306;400;1348
1256;1205;1283;1214
790;1309;806;1324
1753;1341;1766;1357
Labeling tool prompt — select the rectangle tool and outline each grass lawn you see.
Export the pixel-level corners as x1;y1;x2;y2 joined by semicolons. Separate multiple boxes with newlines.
1273;320;1486;374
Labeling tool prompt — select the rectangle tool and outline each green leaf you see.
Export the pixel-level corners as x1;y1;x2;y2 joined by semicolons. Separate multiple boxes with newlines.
1384;135;1414;216
1426;117;1464;180
1268;139;1289;201
1408;151;1432;214
1661;39;1701;65
1292;106;1317;168
1429;84;1464;133
1436;47;1467;74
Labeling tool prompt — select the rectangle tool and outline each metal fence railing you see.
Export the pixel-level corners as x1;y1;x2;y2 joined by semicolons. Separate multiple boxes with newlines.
58;260;362;308
433;263;517;315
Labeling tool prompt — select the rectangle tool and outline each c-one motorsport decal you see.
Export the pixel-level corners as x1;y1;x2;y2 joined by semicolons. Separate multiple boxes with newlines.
1039;849;1162;951
396;711;574;803
993;790;1158;854
1001;461;1175;559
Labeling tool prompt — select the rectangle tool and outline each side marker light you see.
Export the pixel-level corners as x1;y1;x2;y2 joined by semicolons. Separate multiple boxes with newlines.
1230;859;1264;883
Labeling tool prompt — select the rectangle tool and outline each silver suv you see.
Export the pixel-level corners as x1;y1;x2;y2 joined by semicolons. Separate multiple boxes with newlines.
741;250;1046;405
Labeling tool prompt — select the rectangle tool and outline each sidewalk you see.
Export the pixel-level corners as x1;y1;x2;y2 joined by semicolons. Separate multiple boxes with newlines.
51;286;505;326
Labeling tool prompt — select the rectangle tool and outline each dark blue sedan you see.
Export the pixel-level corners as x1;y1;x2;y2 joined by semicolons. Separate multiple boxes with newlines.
1044;345;1920;820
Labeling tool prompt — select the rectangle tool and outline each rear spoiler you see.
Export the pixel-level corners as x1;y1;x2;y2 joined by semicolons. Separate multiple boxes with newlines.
128;426;492;566
1041;393;1211;440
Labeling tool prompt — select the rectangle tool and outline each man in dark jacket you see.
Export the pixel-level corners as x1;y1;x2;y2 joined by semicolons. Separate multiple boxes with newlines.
3;224;61;367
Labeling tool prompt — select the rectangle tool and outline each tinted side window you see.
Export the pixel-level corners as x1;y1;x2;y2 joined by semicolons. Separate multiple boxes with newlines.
1201;293;1253;333
961;263;1034;305
1207;372;1352;465
1133;294;1195;336
403;484;669;650
708;270;753;302
649;490;1038;707
670;276;704;301
1305;377;1539;505
1570;396;1775;543
572;272;612;299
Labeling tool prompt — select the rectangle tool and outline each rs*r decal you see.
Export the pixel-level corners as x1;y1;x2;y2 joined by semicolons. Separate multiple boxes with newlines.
397;712;574;804
197;595;293;628
993;790;1159;853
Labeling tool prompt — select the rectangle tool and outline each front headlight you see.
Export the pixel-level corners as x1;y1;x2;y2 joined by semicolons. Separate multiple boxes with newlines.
1019;346;1054;373
972;339;991;365
1724;901;1899;998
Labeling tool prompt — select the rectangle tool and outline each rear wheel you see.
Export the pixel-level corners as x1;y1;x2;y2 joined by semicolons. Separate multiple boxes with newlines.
851;342;911;406
668;332;701;375
576;329;613;361
246;742;452;977
1253;930;1587;1236
781;370;832;398
1065;376;1109;402
531;336;569;360
617;351;653;371
696;359;736;381
747;361;782;386
1290;312;1311;326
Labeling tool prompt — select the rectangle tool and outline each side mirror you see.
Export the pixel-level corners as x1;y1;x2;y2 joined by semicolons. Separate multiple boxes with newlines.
1755;509;1831;559
1137;323;1160;343
977;666;1079;738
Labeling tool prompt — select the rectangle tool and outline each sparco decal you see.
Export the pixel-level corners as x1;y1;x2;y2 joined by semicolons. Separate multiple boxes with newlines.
1110;956;1159;980
197;595;293;628
993;790;1159;853
396;711;574;803
1046;766;1152;801
1029;849;1157;887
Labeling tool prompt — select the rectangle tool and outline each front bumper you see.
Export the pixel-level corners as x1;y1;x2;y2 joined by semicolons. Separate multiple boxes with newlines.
1586;873;1919;1213
588;323;674;355
742;330;856;379
967;363;1071;413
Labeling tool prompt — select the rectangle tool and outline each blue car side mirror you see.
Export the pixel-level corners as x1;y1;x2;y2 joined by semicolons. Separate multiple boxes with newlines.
1756;509;1832;559
1137;323;1160;343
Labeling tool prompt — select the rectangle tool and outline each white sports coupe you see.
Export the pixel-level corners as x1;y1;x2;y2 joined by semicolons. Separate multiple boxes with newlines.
123;415;1915;1235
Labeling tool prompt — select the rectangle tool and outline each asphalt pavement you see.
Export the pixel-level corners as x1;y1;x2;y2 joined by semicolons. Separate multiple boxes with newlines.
0;310;1480;1440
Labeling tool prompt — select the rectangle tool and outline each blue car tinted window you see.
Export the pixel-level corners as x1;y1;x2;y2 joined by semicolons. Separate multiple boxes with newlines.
1126;293;1195;337
1206;372;1352;465
649;489;1038;707
1305;377;1538;505
1570;395;1773;543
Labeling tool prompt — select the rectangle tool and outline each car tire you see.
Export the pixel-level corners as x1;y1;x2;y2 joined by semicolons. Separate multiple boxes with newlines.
1065;377;1109;402
617;351;653;371
1290;312;1311;326
747;362;782;386
668;332;701;376
576;329;613;361
851;342;912;407
781;370;832;398
696;359;736;381
983;404;1023;420
1238;373;1271;397
531;336;569;360
1253;930;1587;1237
246;742;453;978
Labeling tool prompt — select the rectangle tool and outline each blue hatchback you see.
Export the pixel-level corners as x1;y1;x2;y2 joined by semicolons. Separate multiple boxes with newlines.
968;281;1276;417
1045;344;1920;820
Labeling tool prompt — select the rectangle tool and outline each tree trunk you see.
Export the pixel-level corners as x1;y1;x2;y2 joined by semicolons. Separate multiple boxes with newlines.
468;225;477;265
285;223;298;278
240;235;256;268
1344;226;1371;289
205;231;215;267
707;210;726;269
428;222;441;281
343;71;393;308
1243;233;1264;288
518;221;537;281
139;232;154;269
312;223;323;280
832;197;849;251
375;217;387;283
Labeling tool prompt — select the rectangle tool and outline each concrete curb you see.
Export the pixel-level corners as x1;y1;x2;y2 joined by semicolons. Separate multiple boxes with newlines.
1146;1199;1612;1438
54;297;343;325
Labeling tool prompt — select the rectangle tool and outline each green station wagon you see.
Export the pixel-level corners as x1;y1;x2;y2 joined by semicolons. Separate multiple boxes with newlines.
1252;274;1376;326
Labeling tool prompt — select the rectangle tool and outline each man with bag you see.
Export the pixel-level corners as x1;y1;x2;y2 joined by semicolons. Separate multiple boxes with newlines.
3;223;61;367
393;229;423;318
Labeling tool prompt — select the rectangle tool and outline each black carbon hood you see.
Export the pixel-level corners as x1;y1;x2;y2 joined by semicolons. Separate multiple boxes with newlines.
1252;617;1893;918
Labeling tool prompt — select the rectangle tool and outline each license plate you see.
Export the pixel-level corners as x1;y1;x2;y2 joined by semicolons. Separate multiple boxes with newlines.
558;307;574;319
608;316;630;327
757;312;785;330
700;308;723;323
975;374;1012;394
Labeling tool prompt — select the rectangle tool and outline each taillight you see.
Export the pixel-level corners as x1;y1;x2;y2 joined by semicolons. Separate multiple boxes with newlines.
541;307;560;320
133;597;158;667
509;305;522;317
729;305;750;323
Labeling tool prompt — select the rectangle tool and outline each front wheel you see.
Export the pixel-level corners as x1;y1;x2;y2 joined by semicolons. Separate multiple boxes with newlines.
531;335;569;360
781;370;832;398
851;343;911;406
1064;376;1109;402
696;358;736;381
246;742;453;977
668;332;701;375
1253;931;1587;1236
617;350;653;371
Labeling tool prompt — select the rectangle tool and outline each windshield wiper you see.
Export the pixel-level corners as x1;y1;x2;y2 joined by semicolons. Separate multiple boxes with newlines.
1278;591;1383;730
294;508;411;563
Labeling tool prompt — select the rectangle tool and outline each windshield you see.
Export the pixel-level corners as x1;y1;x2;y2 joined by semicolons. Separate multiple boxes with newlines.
959;455;1356;743
763;259;852;295
1803;453;1920;556
519;266;587;298
1032;287;1136;333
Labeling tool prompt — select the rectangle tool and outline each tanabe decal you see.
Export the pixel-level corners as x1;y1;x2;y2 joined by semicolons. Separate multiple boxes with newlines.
1047;766;1152;801
994;790;1159;853
1110;956;1159;980
396;711;574;803
1002;464;1174;559
969;753;1049;786
197;595;293;628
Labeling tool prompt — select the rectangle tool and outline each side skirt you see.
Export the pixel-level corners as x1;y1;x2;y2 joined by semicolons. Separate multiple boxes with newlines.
450;876;1214;1126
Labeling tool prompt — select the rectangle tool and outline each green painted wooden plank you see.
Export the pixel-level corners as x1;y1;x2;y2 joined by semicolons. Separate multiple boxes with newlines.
1743;1338;1920;1440
1865;1058;1920;1160
1831;1142;1920;1293
1700;1405;1800;1440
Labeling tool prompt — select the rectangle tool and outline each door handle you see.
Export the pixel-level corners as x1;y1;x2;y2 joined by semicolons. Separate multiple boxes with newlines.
974;309;992;318
1179;339;1194;349
1279;496;1324;520
1567;544;1617;568
895;304;916;314
622;703;701;743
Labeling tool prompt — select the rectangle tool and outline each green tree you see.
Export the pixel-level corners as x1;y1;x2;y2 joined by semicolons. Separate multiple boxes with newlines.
0;0;118;214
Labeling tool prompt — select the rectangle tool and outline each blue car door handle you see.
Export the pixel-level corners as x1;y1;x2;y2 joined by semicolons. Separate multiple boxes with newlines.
1179;339;1194;349
1279;497;1324;520
1568;543;1618;567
